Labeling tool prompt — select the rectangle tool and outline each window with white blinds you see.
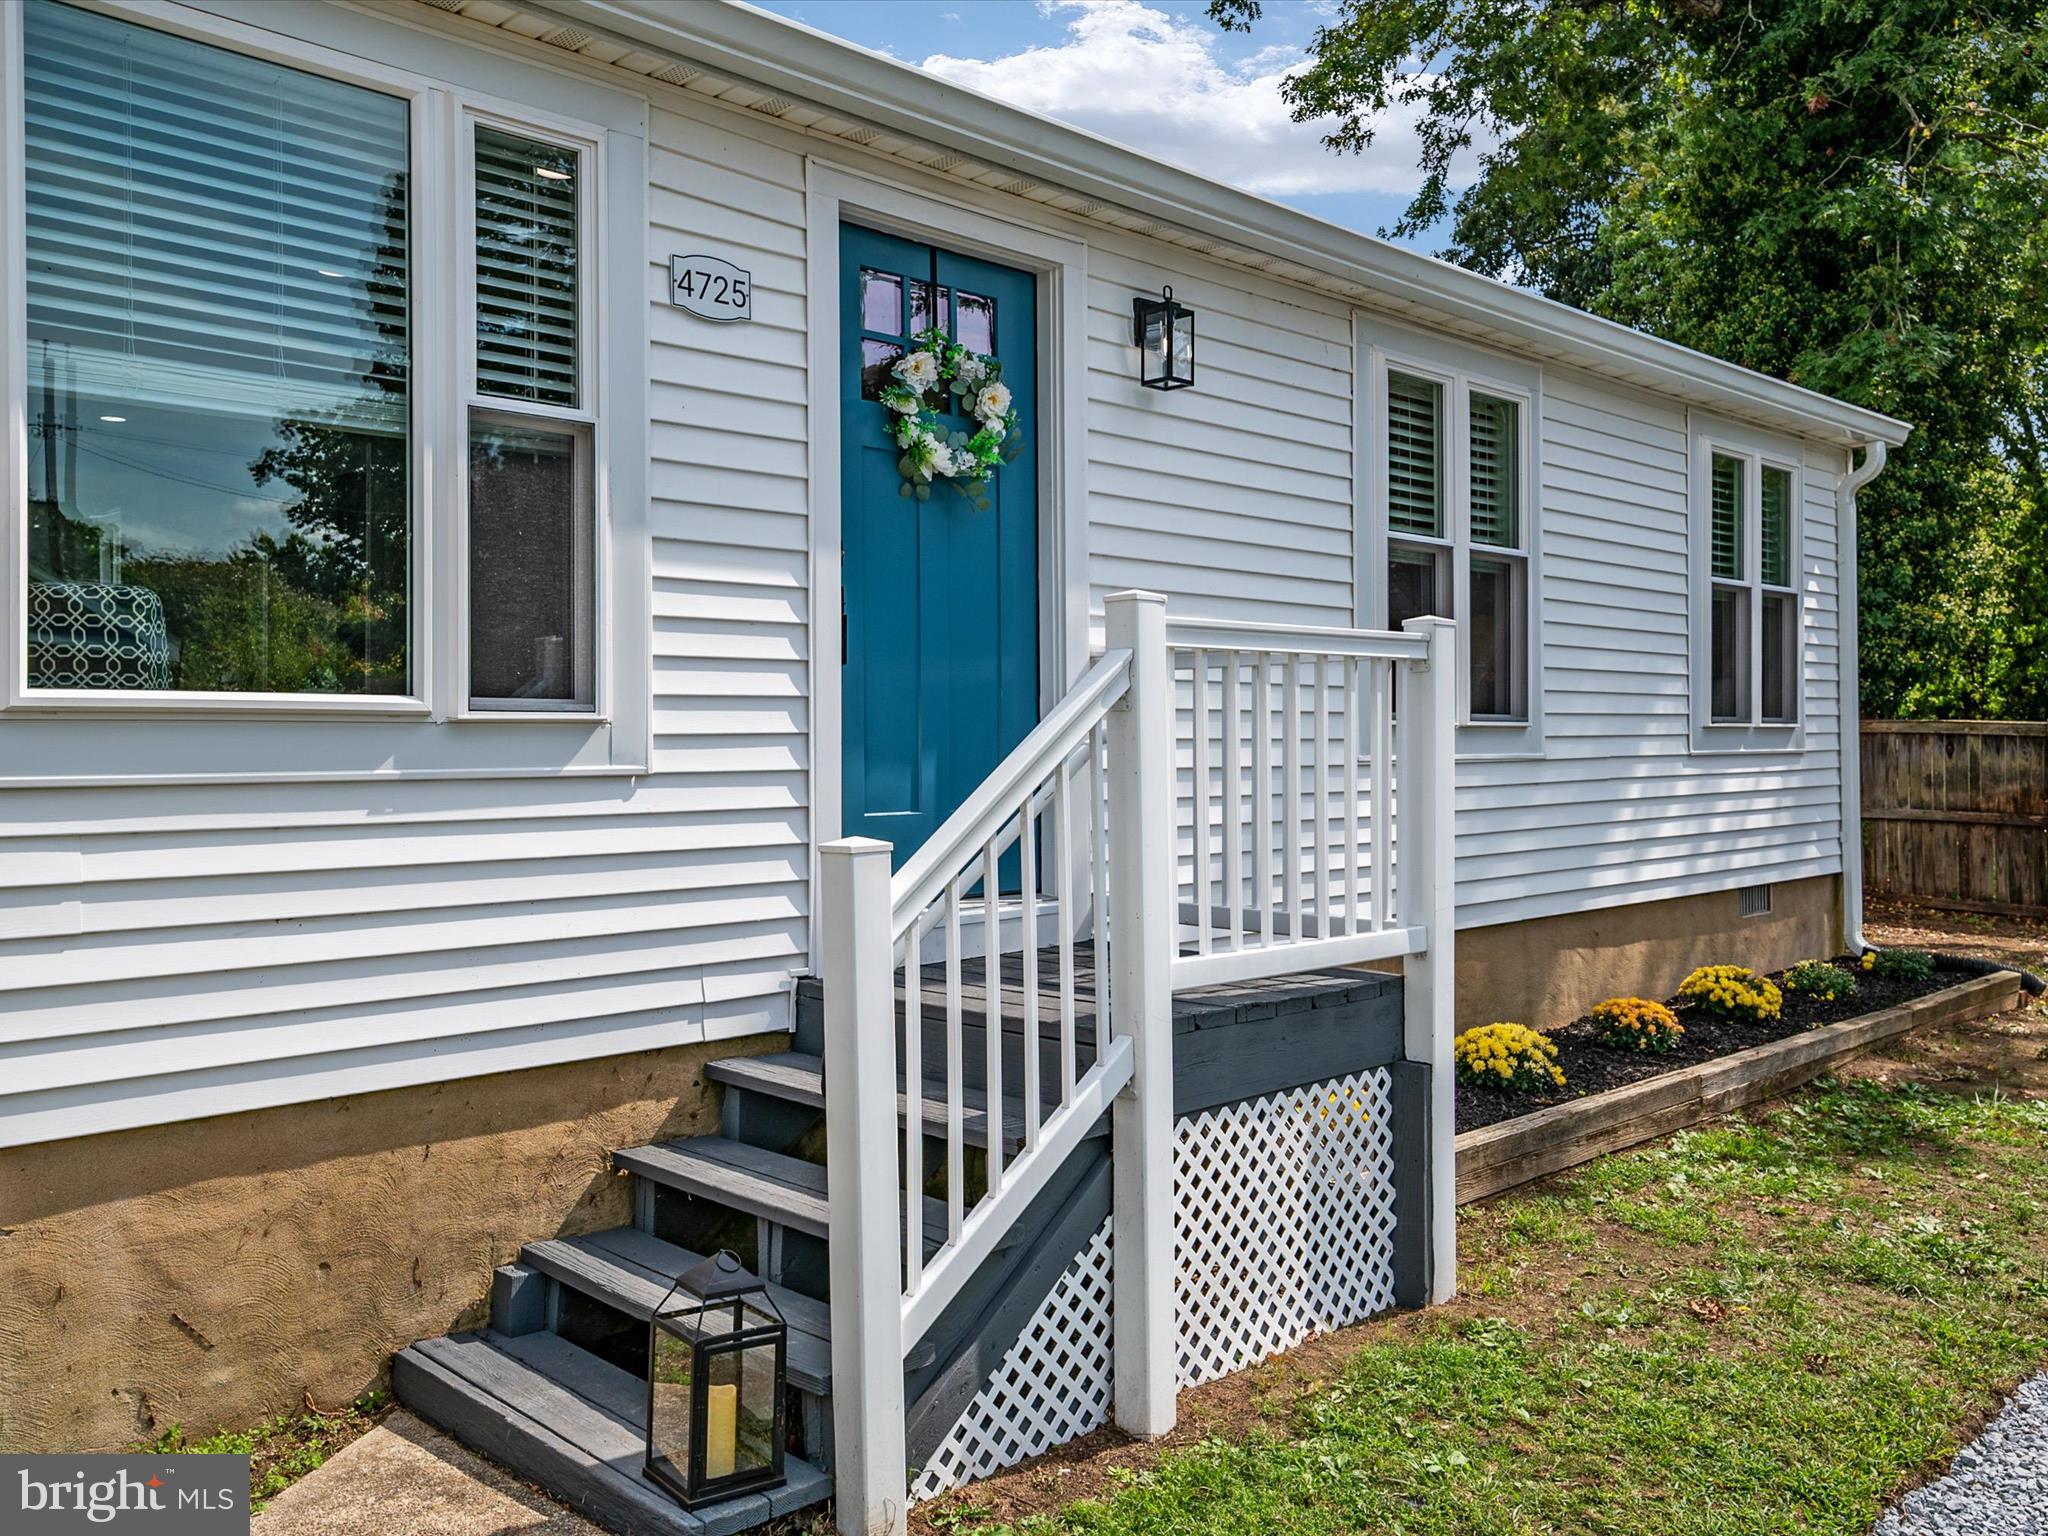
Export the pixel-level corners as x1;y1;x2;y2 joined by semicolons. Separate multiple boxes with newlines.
1699;441;1800;729
1761;465;1793;588
12;3;618;721
1386;371;1444;538
1379;361;1531;724
466;120;595;711
1469;392;1519;548
20;0;413;696
474;126;580;407
1711;453;1743;580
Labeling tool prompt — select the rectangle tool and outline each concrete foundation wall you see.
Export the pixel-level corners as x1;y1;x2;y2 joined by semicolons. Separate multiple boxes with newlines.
0;1038;766;1453
1453;875;1842;1031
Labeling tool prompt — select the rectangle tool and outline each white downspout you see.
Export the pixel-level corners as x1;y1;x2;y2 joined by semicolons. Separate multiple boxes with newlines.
1837;439;1888;953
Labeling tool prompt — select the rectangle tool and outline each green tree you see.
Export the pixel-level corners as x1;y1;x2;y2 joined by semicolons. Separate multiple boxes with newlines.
1214;0;2048;717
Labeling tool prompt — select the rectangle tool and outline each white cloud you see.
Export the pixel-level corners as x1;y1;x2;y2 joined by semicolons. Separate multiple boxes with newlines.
917;0;1472;200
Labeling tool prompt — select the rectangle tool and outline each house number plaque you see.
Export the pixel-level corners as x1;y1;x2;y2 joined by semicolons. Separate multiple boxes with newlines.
670;255;751;322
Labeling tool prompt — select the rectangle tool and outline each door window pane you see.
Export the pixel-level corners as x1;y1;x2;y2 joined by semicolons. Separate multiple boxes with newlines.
859;268;902;334
469;416;594;708
909;281;951;336
1469;554;1526;720
475;126;579;407
22;3;411;695
1710;585;1750;723
859;340;905;401
1386;372;1444;538
956;291;996;354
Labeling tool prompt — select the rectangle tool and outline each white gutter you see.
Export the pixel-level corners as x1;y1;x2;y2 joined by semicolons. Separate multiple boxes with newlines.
1836;440;1889;953
532;0;1913;450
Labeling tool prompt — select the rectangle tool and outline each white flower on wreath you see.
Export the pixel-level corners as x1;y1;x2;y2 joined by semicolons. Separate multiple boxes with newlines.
929;440;962;478
884;388;919;416
895;350;940;392
955;355;989;388
974;382;1011;424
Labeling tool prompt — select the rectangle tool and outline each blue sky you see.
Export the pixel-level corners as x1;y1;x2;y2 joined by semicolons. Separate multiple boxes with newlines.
746;0;1463;250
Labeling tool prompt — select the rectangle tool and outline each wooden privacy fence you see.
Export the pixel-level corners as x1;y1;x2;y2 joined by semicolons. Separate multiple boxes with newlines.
1862;720;2048;917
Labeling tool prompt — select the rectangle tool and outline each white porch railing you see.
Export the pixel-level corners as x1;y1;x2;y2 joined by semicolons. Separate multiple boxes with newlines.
1167;618;1428;988
822;595;1457;1536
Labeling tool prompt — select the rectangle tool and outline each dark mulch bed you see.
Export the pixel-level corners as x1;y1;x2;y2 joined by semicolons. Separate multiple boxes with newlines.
1456;957;1964;1132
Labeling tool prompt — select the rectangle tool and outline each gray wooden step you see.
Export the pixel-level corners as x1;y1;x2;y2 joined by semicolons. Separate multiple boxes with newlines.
521;1228;833;1397
393;1331;829;1536
706;1050;1032;1157
613;1135;953;1260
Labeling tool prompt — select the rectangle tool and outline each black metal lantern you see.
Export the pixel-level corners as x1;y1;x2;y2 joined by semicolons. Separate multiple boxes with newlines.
644;1250;787;1509
1132;285;1195;390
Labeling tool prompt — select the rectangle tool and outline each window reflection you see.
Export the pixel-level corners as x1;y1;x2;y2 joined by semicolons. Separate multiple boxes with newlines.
22;3;411;695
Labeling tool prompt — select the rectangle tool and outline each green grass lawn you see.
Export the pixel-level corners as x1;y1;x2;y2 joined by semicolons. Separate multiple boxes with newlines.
935;1072;2048;1536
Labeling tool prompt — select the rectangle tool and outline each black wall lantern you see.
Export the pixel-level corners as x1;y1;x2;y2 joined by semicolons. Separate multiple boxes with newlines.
1132;285;1195;390
645;1251;787;1509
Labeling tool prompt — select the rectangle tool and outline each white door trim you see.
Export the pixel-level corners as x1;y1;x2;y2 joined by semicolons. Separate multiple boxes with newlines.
804;158;1091;967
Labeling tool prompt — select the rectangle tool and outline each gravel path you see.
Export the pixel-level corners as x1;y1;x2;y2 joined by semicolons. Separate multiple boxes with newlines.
1875;1375;2048;1535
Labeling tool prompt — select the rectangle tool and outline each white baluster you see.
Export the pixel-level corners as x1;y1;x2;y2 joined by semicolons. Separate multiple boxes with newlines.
1251;652;1273;949
982;834;1005;1192
945;876;964;1244
1277;651;1294;937
902;908;926;1293
1190;648;1211;954
1221;649;1243;952
1370;658;1392;933
1314;656;1331;937
1343;655;1362;936
1055;762;1077;1101
1019;790;1040;1152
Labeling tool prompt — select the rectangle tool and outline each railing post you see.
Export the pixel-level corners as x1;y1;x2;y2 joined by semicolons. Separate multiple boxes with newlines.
1103;589;1176;1438
821;836;908;1536
1398;616;1458;1305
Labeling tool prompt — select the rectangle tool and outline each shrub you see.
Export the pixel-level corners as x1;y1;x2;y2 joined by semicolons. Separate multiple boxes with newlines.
1783;959;1858;1003
1869;947;1937;982
1677;964;1784;1023
1588;996;1684;1053
1455;1022;1566;1093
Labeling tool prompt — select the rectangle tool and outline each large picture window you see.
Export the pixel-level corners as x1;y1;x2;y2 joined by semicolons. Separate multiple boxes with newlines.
1381;365;1531;723
21;2;411;696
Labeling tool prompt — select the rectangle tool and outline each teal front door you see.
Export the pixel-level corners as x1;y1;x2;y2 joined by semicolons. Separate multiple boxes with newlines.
840;224;1041;871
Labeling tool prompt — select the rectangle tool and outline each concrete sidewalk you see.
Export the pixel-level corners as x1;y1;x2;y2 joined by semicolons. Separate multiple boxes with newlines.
254;1410;602;1536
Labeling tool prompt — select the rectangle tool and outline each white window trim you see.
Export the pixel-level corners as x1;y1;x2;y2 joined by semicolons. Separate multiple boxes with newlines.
0;0;650;783
1354;317;1544;758
453;100;608;723
1688;414;1807;752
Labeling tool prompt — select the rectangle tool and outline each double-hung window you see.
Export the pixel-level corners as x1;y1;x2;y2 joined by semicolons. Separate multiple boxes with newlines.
1373;352;1535;733
6;1;628;744
1695;432;1801;738
465;120;597;712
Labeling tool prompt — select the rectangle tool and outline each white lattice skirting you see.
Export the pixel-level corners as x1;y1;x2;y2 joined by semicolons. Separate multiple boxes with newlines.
912;1067;1401;1500
911;1219;1116;1501
1173;1068;1398;1388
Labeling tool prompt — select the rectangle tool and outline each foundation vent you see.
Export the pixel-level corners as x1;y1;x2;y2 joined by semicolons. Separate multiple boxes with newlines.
1739;883;1773;918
